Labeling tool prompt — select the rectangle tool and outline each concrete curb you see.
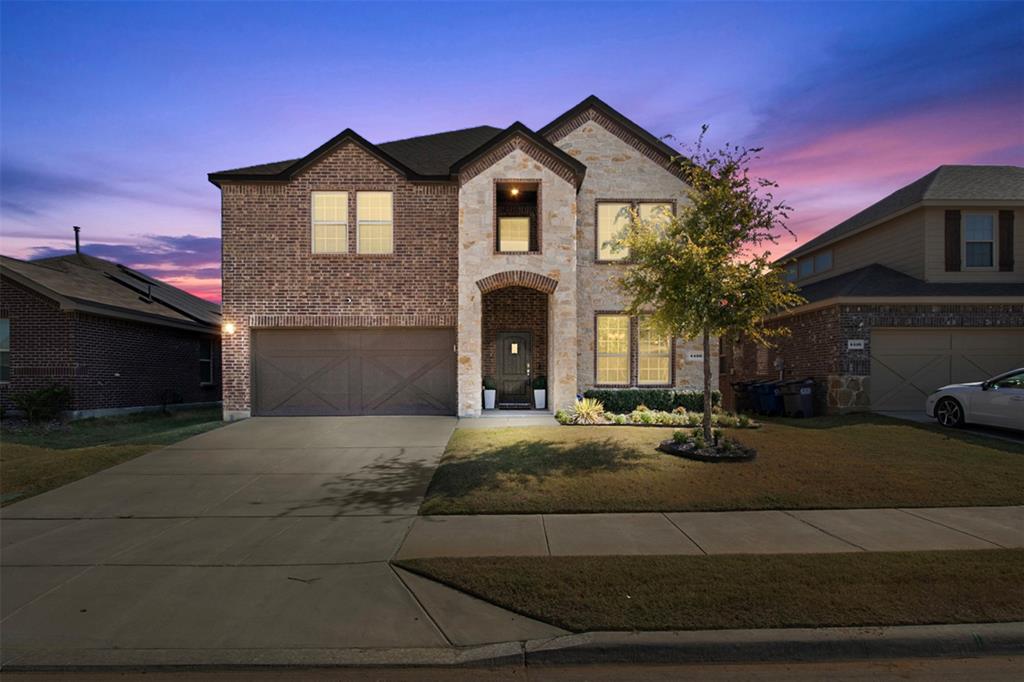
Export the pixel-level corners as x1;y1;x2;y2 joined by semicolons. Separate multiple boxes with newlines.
2;622;1021;671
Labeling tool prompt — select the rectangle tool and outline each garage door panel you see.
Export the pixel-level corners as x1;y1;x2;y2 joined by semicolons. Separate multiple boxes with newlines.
253;329;455;416
871;329;1024;411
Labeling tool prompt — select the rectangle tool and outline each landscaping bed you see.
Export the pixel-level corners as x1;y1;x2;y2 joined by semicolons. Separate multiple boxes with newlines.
1;408;224;505
396;549;1024;632
419;414;1024;514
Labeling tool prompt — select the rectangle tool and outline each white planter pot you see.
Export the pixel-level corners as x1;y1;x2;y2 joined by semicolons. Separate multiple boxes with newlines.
533;389;546;410
483;389;496;410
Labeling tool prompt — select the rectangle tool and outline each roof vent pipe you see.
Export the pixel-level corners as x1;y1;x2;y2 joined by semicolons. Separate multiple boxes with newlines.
73;225;81;254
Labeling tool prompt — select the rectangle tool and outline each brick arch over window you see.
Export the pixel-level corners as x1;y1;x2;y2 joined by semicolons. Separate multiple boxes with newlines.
475;271;558;295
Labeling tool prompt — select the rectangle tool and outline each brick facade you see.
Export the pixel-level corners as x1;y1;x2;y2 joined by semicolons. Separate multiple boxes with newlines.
481;286;548;382
720;302;1024;413
220;141;459;417
0;277;220;415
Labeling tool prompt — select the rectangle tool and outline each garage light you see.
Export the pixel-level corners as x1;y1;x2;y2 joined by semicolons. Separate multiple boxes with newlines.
222;322;236;335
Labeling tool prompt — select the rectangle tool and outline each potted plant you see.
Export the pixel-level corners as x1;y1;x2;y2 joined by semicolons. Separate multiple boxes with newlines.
482;376;497;410
532;375;547;410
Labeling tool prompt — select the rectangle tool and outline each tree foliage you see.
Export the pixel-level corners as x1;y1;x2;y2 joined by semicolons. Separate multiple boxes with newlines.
612;127;804;439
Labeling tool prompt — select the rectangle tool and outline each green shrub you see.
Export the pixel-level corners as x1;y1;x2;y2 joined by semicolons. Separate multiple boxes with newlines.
583;389;720;414
483;376;496;390
532;375;547;390
11;384;72;422
737;413;752;428
612;413;627;425
554;409;571;424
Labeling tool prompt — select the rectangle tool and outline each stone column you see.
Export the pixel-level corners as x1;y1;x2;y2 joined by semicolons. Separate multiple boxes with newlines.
457;289;483;416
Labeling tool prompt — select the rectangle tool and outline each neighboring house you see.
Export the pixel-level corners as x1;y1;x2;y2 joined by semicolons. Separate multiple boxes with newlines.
0;252;222;418
721;165;1024;413
210;95;714;418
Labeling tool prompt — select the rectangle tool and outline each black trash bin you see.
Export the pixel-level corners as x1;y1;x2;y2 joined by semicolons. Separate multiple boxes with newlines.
780;380;803;417
797;378;816;418
754;380;784;416
731;380;757;413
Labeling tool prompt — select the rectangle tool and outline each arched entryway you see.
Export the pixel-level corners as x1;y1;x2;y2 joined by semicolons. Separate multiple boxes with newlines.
482;286;549;408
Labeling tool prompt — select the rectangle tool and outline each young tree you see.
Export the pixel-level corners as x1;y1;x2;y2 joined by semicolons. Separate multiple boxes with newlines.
612;127;804;442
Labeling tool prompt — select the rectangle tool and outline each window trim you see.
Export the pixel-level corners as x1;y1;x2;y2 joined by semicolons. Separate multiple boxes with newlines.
199;338;214;386
594;313;632;387
310;191;349;254
356;191;395;255
637;315;673;387
593;312;676;388
0;318;9;383
594;199;676;264
962;211;998;271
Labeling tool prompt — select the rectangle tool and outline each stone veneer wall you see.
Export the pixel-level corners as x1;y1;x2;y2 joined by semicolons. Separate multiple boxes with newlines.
457;147;578;416
551;120;717;392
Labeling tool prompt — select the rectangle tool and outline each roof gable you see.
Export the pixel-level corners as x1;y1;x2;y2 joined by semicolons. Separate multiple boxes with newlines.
449;122;587;188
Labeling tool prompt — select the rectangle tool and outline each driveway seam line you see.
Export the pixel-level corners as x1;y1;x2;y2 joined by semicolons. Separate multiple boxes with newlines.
0;564;98;625
540;515;552;556
388;563;454;647
661;512;708;555
781;511;868;552
896;508;1006;548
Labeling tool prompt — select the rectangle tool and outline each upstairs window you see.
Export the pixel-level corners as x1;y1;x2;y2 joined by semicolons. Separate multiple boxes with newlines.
597;201;674;261
796;248;833;280
199;338;213;384
496;182;539;253
596;314;630;385
964;212;995;268
638;202;673;228
311;192;348;253
638;316;671;385
357;191;394;254
0;319;9;381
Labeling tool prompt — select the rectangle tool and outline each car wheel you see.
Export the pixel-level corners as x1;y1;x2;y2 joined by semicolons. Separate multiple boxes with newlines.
935;397;965;428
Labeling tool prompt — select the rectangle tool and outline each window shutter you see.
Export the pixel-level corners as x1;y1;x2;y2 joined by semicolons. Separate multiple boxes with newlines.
944;210;961;272
999;210;1015;272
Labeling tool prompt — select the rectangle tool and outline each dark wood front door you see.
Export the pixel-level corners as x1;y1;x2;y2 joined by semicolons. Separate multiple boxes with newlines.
496;332;532;407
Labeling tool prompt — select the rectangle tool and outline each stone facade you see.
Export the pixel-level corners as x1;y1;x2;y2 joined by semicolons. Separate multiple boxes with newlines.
0;277;221;415
720;302;1024;413
550;119;716;392
456;144;578;416
219;141;459;418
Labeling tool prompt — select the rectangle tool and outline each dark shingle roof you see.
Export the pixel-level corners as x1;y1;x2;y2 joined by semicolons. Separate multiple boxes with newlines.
377;126;503;176
784;165;1024;261
796;264;1024;304
1;253;220;331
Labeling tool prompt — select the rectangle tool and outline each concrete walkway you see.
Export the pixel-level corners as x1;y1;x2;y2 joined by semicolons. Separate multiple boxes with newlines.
396;506;1024;558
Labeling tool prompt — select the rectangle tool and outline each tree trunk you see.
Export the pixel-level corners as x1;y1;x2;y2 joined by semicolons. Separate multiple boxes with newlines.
702;328;713;443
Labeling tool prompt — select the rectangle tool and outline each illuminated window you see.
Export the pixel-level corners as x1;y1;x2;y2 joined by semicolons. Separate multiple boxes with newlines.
964;213;995;268
597;202;630;261
596;314;630;384
357;191;394;254
638;316;670;385
498;217;531;252
311;192;348;253
639;202;672;227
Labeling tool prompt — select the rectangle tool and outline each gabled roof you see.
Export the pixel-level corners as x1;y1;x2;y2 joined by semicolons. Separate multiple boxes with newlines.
208;95;676;188
1;253;221;332
796;264;1024;304
783;165;1024;261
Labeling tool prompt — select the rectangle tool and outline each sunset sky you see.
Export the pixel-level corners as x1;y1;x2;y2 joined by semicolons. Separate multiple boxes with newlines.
2;1;1022;302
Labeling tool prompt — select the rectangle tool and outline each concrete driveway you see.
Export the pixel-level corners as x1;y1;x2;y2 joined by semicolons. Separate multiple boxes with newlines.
1;416;563;667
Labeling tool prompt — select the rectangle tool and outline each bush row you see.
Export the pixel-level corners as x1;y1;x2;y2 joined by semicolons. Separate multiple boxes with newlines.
582;389;720;414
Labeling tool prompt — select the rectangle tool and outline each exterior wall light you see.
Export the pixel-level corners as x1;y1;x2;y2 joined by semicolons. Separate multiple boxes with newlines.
222;322;236;335
510;187;519;197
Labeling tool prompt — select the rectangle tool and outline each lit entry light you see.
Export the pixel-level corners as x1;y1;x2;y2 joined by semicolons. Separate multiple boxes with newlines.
222;322;236;335
510;187;519;197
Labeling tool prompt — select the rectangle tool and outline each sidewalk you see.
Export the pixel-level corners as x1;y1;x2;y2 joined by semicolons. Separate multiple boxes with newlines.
396;506;1024;558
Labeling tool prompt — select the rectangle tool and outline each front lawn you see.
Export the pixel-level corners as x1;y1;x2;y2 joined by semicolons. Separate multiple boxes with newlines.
397;549;1024;632
1;408;224;505
420;415;1024;514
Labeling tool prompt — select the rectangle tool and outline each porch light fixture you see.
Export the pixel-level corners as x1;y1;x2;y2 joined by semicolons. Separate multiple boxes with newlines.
222;322;236;335
510;187;519;197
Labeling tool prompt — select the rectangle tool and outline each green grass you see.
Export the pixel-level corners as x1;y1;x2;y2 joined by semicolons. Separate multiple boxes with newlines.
397;550;1024;632
420;414;1024;514
1;408;224;505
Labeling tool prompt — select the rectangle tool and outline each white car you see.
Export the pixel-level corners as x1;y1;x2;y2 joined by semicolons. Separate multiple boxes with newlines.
926;368;1024;431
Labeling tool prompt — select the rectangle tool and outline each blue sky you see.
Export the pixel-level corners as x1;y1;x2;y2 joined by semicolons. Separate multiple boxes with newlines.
2;1;1021;300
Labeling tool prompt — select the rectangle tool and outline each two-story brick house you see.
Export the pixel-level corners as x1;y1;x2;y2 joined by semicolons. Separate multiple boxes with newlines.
210;96;714;418
721;165;1024;413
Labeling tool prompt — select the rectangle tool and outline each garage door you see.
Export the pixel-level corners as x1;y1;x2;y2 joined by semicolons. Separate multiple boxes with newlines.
870;329;1024;411
253;329;456;416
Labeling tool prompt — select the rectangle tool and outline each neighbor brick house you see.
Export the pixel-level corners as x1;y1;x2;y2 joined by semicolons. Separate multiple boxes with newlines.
721;165;1024;413
210;96;715;418
0;253;222;418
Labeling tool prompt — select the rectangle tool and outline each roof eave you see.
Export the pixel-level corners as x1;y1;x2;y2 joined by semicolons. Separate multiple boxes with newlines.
448;121;587;188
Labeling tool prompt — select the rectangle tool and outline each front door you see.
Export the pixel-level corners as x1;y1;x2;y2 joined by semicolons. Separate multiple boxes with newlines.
497;332;532;407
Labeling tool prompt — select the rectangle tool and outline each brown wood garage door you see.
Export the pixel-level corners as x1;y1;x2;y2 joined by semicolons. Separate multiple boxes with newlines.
253;329;456;416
